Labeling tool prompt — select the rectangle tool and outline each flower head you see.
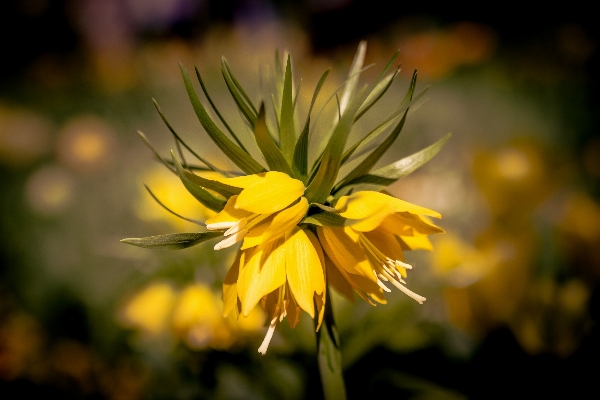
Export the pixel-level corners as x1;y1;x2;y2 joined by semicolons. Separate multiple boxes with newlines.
122;42;449;354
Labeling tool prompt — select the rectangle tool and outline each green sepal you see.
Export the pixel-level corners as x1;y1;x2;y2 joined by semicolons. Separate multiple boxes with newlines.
279;55;296;163
254;103;293;175
172;152;228;212
121;232;222;250
293;68;330;181
179;63;265;175
335;133;451;196
221;57;258;129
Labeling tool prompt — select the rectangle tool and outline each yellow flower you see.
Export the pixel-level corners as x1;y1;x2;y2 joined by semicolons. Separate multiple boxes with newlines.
206;171;325;354
318;191;443;305
123;42;450;356
203;176;443;354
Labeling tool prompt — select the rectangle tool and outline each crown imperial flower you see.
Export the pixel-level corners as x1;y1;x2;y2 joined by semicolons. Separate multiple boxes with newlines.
122;42;450;358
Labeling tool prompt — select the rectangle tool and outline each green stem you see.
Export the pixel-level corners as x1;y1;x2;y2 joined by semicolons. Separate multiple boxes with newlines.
316;285;347;400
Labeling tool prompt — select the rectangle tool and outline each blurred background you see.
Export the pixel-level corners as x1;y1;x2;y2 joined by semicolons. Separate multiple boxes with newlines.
1;1;598;399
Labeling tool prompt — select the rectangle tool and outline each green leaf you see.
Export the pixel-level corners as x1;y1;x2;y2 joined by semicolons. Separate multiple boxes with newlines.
195;67;248;153
172;152;228;212
334;110;408;193
305;85;368;204
336;133;451;195
144;184;204;226
293;68;330;181
221;57;258;129
179;63;265;175
121;232;222;250
254;103;293;175
151;99;222;173
341;70;421;166
334;70;419;192
136;130;175;173
354;50;400;121
338;40;366;115
279;55;296;163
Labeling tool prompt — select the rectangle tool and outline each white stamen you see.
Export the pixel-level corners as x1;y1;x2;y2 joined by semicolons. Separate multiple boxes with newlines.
224;218;247;236
376;278;391;292
214;229;248;250
258;319;277;355
395;260;413;270
206;221;237;230
388;279;426;304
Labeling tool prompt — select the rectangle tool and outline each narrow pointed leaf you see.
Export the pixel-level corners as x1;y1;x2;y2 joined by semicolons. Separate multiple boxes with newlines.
152;99;222;172
254;103;293;174
195;67;248;152
121;232;222;250
172;152;228;212
354;49;400;121
279;55;296;162
334;111;409;192
336;133;451;195
144;184;204;226
293;68;330;180
338;40;366;115
305;86;368;204
355;68;398;121
136;130;175;173
221;58;258;128
341;76;425;166
179;63;265;175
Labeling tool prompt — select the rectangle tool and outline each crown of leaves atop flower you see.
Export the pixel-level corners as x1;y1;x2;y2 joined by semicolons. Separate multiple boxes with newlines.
122;41;450;250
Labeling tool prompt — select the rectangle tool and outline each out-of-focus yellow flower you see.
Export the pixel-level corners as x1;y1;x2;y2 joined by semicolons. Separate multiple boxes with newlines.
25;165;75;217
472;139;556;217
56;115;117;174
118;282;177;336
172;283;265;350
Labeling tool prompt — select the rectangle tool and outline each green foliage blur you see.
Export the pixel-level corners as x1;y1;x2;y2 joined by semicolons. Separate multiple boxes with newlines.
1;1;598;399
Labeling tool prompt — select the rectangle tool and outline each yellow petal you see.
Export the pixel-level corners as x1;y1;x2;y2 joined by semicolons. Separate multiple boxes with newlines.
336;191;441;232
399;235;433;251
317;226;376;281
325;255;355;303
206;195;253;228
234;172;305;214
284;286;302;329
241;197;309;249
363;229;405;262
237;239;286;316
284;227;325;318
210;173;267;189
380;212;445;236
222;254;240;317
